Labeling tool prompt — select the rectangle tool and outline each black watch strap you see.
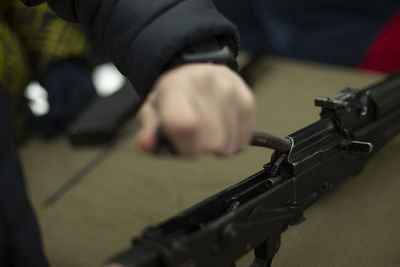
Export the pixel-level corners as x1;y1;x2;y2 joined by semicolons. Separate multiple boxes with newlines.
167;38;239;72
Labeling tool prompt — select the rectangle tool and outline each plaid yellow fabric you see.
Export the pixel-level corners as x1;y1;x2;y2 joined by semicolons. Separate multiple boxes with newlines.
5;0;88;77
0;18;32;141
0;0;89;141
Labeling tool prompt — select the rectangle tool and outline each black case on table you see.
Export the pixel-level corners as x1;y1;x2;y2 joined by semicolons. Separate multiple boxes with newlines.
67;83;141;146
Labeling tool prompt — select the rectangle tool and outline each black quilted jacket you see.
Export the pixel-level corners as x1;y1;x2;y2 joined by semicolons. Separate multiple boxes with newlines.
23;0;238;97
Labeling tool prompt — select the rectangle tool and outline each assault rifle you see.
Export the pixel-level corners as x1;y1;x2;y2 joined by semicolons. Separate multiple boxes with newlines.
110;74;400;267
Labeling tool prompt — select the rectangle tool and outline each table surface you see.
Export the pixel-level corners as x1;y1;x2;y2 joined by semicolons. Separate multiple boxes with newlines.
20;57;400;267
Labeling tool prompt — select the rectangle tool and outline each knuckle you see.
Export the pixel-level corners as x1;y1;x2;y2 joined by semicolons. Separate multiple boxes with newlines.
210;134;231;154
217;79;233;91
215;79;236;100
168;117;199;137
205;135;225;153
191;69;213;89
240;92;256;113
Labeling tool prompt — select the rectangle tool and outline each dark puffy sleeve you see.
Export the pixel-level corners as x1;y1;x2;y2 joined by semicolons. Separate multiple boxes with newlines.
44;0;239;97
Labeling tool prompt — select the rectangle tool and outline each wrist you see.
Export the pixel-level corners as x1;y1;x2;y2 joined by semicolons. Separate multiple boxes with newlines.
165;37;239;72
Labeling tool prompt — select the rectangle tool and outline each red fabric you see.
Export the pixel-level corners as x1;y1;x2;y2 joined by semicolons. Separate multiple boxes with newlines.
360;12;400;72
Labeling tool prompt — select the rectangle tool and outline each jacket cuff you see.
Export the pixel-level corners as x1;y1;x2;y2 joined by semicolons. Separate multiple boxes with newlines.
120;0;238;97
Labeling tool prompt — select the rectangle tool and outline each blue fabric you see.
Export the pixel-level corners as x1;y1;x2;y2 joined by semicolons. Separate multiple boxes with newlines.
215;0;400;66
0;84;49;267
29;60;96;137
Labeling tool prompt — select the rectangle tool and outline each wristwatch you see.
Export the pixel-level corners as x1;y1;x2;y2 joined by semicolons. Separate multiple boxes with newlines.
167;37;239;72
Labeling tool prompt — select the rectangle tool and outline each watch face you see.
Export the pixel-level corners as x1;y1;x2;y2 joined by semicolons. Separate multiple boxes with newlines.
20;0;45;6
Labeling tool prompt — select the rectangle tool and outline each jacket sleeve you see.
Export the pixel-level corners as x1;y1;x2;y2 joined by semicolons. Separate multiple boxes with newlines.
44;0;239;97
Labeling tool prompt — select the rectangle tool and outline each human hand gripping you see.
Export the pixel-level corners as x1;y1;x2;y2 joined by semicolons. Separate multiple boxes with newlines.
137;63;256;157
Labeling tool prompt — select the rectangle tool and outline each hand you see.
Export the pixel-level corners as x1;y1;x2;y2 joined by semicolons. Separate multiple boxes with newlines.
137;63;255;156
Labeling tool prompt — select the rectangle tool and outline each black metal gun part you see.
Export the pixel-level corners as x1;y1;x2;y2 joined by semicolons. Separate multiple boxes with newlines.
111;74;400;267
